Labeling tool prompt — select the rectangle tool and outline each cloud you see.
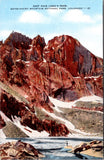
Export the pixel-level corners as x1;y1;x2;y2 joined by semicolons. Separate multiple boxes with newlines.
0;30;24;41
0;30;12;41
76;23;103;58
43;30;76;44
42;33;59;43
43;32;70;44
62;9;93;23
80;37;103;58
43;25;103;58
82;24;102;36
19;10;50;23
47;8;62;16
94;14;102;22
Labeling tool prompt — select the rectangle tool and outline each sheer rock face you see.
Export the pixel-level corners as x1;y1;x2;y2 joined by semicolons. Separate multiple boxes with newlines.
1;32;45;67
0;33;103;137
43;35;103;76
29;35;46;61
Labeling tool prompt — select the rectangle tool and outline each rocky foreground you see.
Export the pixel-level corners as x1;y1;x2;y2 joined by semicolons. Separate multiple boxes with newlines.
0;32;103;137
65;140;104;158
0;140;44;160
0;139;103;159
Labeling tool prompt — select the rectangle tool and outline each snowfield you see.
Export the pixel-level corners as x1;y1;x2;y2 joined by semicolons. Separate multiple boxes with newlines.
49;95;103;109
42;108;93;136
0;95;102;138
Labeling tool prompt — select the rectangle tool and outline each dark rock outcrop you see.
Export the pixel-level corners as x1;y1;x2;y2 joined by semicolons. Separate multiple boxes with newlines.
30;35;46;61
0;115;6;129
4;32;32;49
0;140;44;160
0;90;69;136
71;140;103;158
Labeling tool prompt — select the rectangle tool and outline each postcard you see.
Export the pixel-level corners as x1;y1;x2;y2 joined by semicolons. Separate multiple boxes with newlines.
0;0;103;159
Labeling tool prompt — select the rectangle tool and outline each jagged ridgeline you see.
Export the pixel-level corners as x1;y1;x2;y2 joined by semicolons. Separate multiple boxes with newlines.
4;32;32;49
0;32;103;138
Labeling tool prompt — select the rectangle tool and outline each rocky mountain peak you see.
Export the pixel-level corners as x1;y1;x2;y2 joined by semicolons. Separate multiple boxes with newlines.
4;31;32;49
0;32;103;137
43;35;103;76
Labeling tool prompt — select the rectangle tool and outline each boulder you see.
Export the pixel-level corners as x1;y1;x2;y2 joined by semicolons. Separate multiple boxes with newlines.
0;140;44;159
70;140;103;158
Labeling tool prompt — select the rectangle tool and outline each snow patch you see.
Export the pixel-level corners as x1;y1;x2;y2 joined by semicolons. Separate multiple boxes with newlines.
0;111;11;122
74;77;80;79
12;116;49;138
43;58;47;62
0;129;6;138
24;94;28;98
49;96;75;108
25;106;30;111
53;105;63;113
42;108;75;130
52;62;56;64
25;61;30;64
75;75;101;80
49;95;103;109
42;108;92;136
44;45;48;49
84;75;100;79
76;95;103;103
16;59;21;62
27;48;32;52
0;111;11;138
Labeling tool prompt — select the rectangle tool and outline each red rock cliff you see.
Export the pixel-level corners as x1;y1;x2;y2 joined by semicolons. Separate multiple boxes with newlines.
0;32;103;137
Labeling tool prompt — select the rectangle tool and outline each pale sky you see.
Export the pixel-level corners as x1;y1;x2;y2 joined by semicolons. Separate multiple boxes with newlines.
0;0;103;58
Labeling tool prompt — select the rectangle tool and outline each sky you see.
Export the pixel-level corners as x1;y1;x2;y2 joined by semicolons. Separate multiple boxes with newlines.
0;0;103;58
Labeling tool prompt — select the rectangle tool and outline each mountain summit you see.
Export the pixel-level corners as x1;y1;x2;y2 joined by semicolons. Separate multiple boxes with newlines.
0;32;103;138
